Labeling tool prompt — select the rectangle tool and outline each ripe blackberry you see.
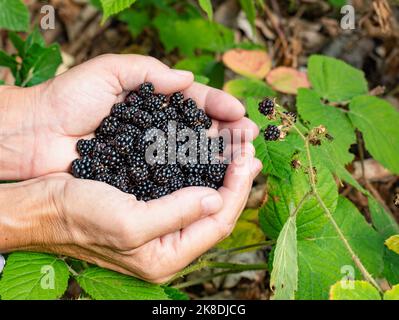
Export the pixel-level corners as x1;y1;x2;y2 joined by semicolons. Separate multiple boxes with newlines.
151;186;170;199
185;175;207;187
71;156;93;179
97;116;119;136
77;138;96;157
129;161;150;184
169;92;184;106
164;106;178;121
132;181;154;200
114;134;135;154
152;111;167;125
144;96;163;111
205;181;219;190
98;146;124;170
153;165;182;185
157;93;167;103
109;173;129;192
169;175;185;192
209;136;225;155
206;163;227;183
182;163;207;176
125;91;143;105
264;125;280;141
118;124;141;140
131;110;153;129
258;97;275;116
111;103;128;119
138;82;154;98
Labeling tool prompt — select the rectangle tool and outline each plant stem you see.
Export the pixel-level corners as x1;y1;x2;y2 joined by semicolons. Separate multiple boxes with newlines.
204;241;274;260
173;263;268;289
277;108;383;293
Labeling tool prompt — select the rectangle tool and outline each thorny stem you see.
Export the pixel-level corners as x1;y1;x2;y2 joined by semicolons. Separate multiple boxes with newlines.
276;108;383;293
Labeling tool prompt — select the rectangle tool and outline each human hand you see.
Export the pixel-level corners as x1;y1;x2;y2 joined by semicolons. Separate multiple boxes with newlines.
0;54;258;180
0;144;261;283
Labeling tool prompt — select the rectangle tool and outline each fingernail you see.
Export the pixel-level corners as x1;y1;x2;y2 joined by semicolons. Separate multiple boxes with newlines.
172;69;193;77
201;194;223;216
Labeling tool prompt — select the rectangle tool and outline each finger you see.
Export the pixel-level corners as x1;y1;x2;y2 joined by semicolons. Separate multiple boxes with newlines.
215;118;260;143
183;82;245;121
128;187;223;247
97;54;194;94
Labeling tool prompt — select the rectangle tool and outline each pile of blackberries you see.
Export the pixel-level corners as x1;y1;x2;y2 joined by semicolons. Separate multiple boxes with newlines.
71;82;227;201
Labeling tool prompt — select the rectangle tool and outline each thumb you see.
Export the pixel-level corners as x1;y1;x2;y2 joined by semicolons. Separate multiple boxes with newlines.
131;187;223;246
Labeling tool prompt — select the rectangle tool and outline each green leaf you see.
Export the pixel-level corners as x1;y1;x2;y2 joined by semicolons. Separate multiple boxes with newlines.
297;88;356;165
348;95;399;174
328;0;347;7
154;15;234;56
239;0;256;28
194;74;210;84
329;280;381;300
0;0;30;32
174;55;215;75
368;196;399;238
382;248;399;285
0;252;69;300
198;0;213;20
383;284;399;300
218;209;265;250
308;55;368;102
118;9;150;37
0;80;4;85
17;43;62;87
259;167;337;240
296;197;384;299
270;214;298;300
385;235;399;255
8;32;25;56
163;286;189;300
76;267;170;300
224;78;276;100
0;50;18;75
100;0;137;22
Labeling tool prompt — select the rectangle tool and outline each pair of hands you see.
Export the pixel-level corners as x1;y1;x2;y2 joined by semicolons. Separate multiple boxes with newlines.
0;54;261;283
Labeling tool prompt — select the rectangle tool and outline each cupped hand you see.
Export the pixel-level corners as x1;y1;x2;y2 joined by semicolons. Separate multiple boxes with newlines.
31;143;261;283
19;54;258;179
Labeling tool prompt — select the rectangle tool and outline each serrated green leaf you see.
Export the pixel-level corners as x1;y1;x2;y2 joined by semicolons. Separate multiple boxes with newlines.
224;78;276;100
297;88;356;165
100;0;137;22
270;214;298;300
17;43;62;87
385;235;399;255
239;0;256;28
218;209;264;250
368;197;399;239
0;252;69;300
198;0;213;20
383;284;399;300
296;196;384;300
76;267;169;300
383;248;399;285
308;55;368;102
348;95;399;174
329;280;381;300
154;14;234;56
0;0;30;32
259;168;337;240
118;9;150;37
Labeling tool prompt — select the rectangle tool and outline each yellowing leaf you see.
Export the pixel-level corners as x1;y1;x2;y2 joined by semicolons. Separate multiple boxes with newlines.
266;67;310;94
383;284;399;300
222;49;271;79
329;280;381;300
385;235;399;254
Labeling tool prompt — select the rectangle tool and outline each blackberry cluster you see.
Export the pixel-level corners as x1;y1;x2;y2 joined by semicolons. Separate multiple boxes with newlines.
71;82;227;201
258;97;275;116
264;125;281;141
